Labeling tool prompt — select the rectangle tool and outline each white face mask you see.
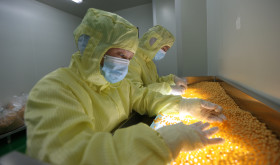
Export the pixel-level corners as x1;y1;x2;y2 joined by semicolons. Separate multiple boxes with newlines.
101;55;130;83
153;49;166;61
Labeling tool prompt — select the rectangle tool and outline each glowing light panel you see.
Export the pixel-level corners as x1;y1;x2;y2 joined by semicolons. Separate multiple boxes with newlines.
71;0;83;4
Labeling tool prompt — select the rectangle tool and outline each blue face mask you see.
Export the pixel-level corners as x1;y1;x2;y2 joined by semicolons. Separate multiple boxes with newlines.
101;55;130;83
153;49;166;61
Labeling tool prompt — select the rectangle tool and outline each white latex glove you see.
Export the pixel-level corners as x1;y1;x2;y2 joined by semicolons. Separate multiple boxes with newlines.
174;76;188;90
157;121;224;159
170;85;185;95
179;98;226;123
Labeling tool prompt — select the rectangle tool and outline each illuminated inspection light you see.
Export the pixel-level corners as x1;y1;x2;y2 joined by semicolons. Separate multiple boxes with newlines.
71;0;83;4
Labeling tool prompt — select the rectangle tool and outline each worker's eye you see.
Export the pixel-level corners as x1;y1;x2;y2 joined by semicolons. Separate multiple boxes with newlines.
120;54;127;59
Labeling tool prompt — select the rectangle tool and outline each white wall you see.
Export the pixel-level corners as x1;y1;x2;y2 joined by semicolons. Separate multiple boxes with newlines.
0;0;81;103
207;0;280;111
152;0;207;77
115;3;153;38
175;0;207;77
152;0;178;76
117;1;178;76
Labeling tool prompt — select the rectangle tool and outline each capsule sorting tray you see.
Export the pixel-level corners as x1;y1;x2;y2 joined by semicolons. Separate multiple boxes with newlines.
115;76;280;138
187;76;280;138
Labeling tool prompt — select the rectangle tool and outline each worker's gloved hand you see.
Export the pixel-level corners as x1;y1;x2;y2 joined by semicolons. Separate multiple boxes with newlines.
170;85;185;95
157;121;224;159
174;76;188;90
179;98;226;123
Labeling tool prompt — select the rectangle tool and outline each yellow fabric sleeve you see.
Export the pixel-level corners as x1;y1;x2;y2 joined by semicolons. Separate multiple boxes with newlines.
126;55;173;95
25;69;181;165
158;74;175;85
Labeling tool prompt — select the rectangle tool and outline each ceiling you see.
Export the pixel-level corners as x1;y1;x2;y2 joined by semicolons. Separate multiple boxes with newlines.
36;0;152;18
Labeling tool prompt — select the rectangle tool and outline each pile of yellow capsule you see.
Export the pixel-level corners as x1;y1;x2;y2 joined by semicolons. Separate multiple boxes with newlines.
153;81;280;165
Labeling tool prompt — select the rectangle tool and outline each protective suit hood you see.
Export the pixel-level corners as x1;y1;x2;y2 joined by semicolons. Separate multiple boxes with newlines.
138;25;174;61
69;8;138;90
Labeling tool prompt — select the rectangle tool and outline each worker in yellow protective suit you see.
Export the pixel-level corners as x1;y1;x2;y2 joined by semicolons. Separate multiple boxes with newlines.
126;25;187;96
24;8;226;165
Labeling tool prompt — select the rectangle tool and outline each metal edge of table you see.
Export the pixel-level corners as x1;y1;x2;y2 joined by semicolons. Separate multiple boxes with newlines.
0;126;26;140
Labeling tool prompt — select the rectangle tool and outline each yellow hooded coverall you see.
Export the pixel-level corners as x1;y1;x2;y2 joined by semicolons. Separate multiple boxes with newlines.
24;8;182;165
126;25;175;95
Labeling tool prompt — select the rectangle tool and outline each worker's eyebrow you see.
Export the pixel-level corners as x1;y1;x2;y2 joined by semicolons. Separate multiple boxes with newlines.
117;50;125;55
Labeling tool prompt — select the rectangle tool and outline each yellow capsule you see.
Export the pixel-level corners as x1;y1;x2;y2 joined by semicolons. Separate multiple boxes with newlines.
170;82;280;165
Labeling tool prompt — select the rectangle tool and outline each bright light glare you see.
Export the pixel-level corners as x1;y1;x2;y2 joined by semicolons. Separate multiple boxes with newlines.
72;0;83;4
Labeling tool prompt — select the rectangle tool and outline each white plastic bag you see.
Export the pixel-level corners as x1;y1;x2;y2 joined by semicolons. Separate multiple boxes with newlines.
0;93;28;134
